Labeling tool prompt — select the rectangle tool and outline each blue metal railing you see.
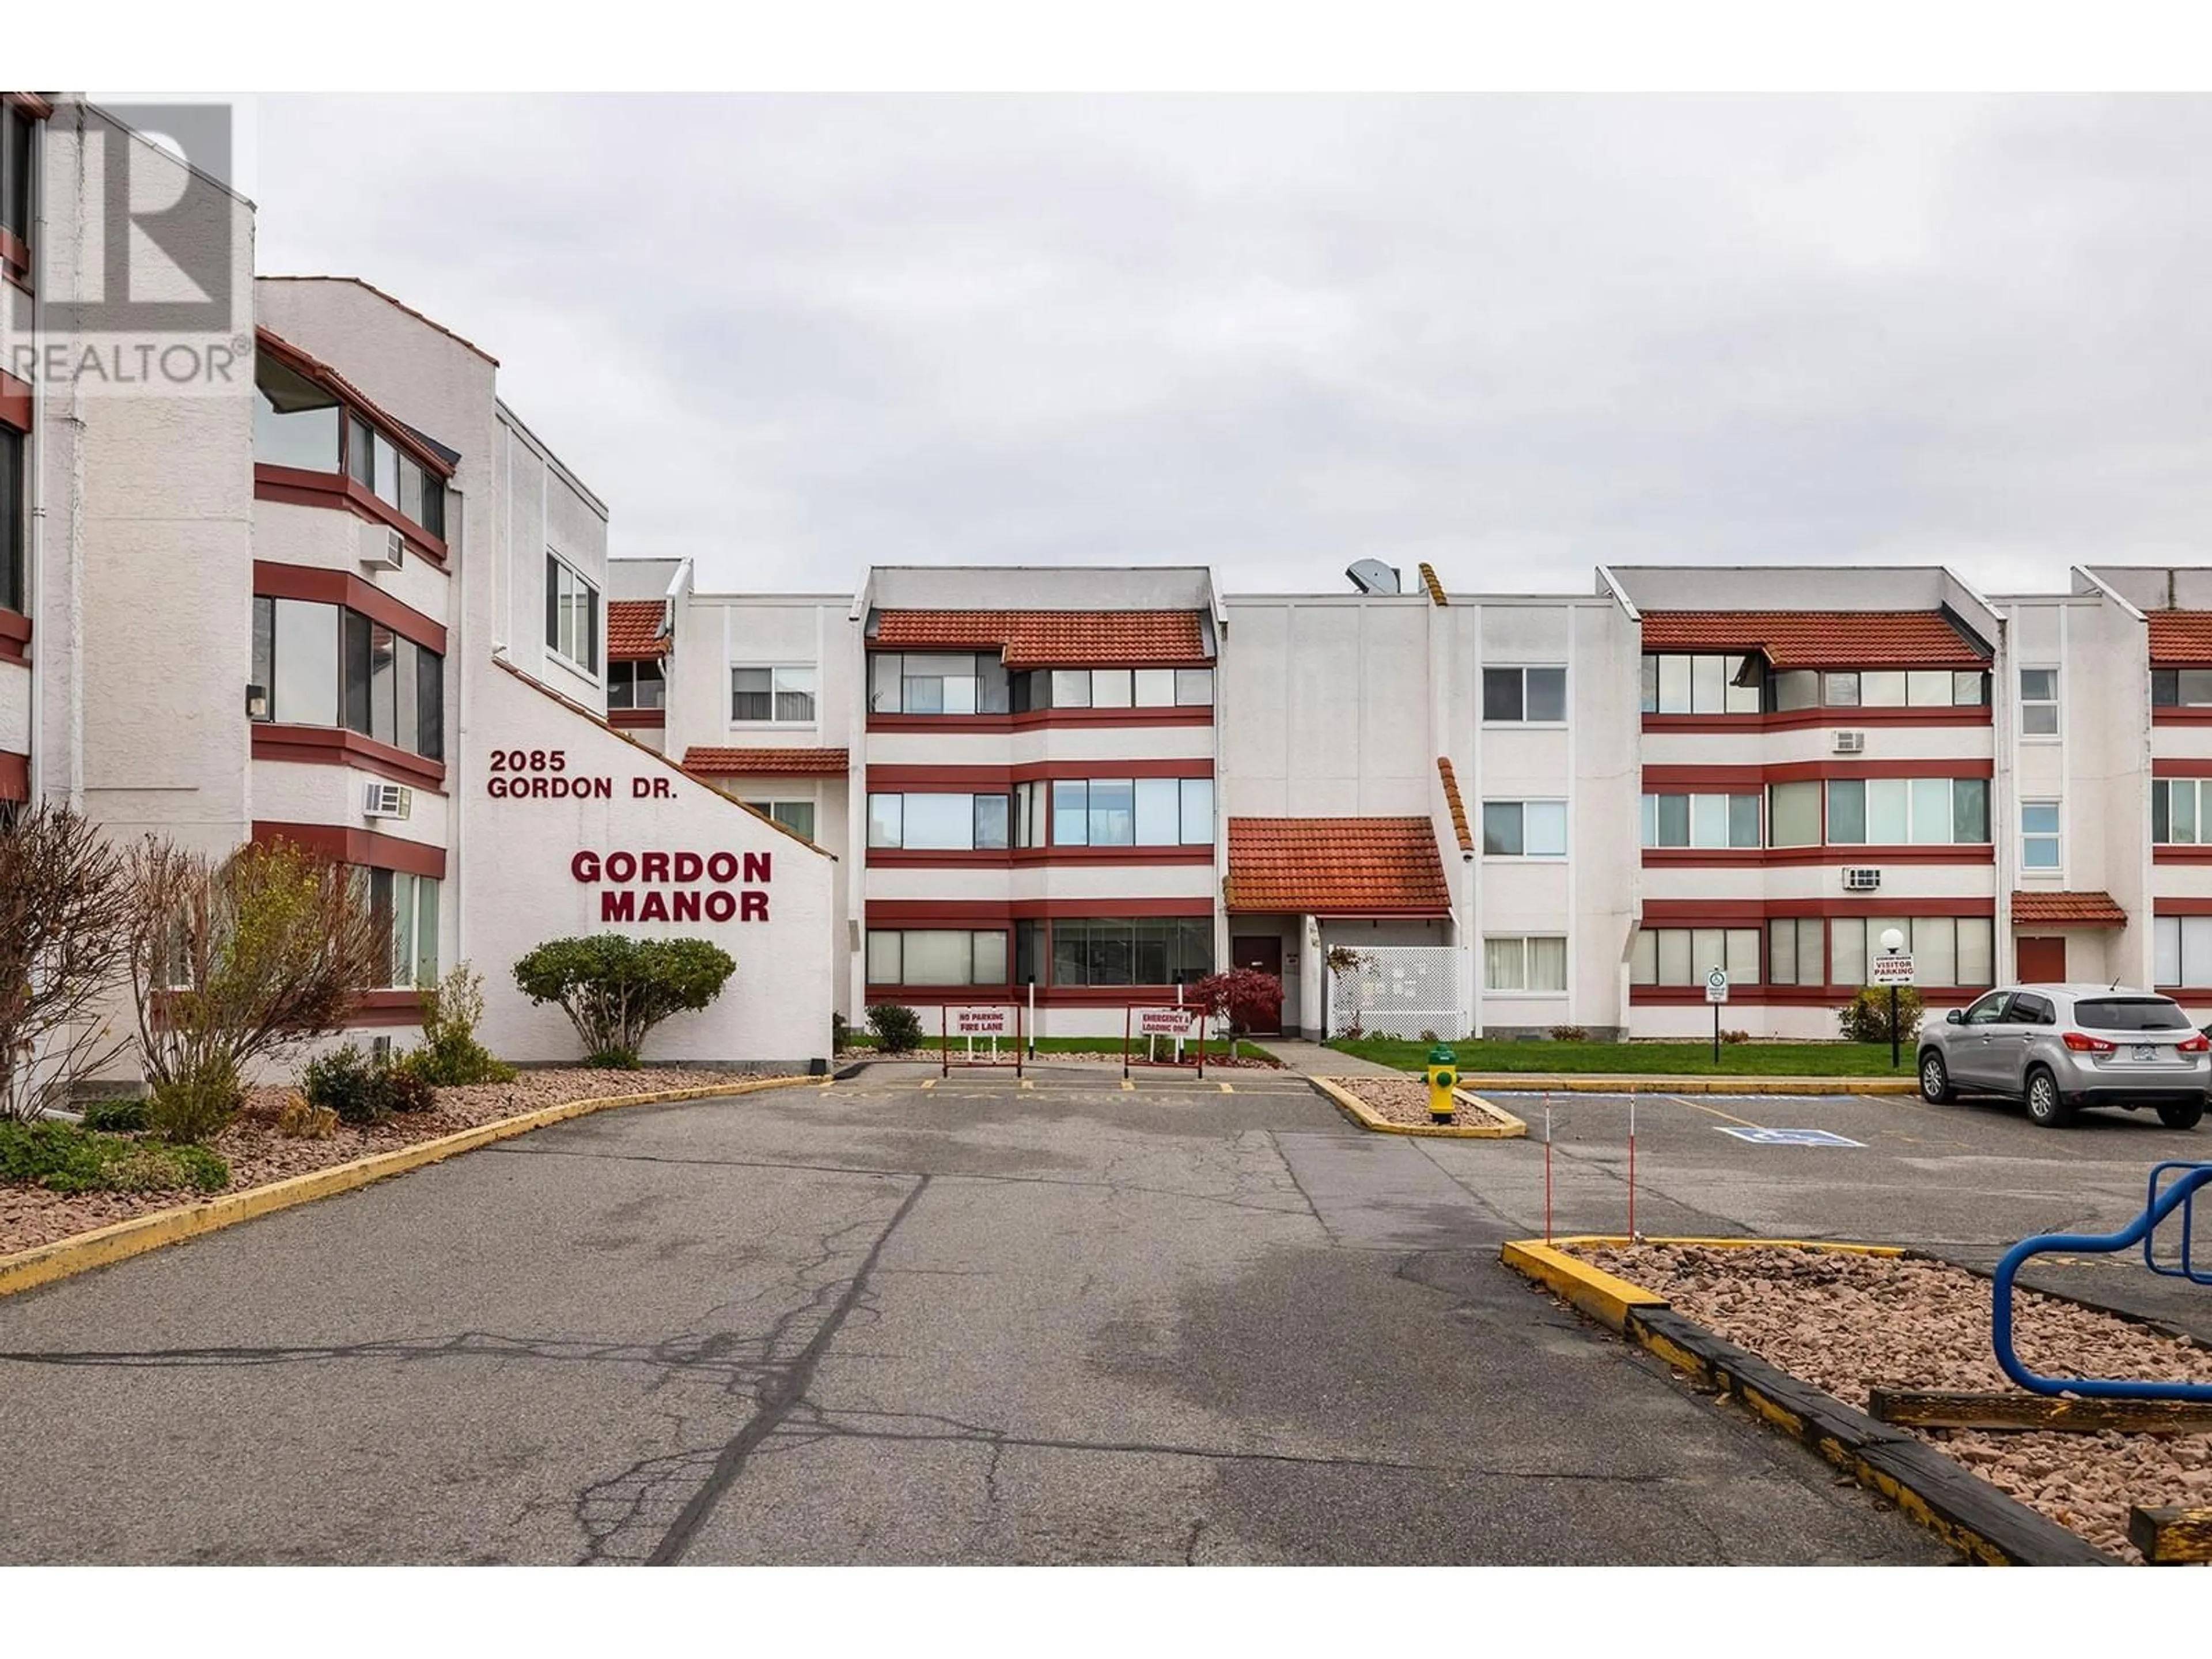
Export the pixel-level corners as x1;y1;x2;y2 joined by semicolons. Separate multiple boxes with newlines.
1992;1161;2212;1402
2142;1161;2212;1287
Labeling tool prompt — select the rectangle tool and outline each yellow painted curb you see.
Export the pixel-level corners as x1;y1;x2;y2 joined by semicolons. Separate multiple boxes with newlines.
1499;1239;1666;1331
1308;1075;1528;1139
1455;1074;1917;1096
1538;1234;1907;1258
0;1076;825;1300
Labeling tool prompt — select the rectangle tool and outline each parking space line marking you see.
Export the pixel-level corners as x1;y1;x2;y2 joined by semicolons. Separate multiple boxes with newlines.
1218;1082;1235;1093
1666;1094;1766;1130
1020;1078;1035;1090
1120;1080;1134;1091
920;1078;937;1090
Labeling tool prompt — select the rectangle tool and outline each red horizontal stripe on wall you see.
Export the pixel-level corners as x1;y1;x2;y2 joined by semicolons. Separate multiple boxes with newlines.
1641;897;1996;923
1643;845;1995;867
867;707;1214;734
2154;756;2212;777
253;467;450;570
865;985;1204;1007
251;725;448;791
866;757;1215;789
2152;709;2212;726
866;897;1213;926
1642;758;1993;789
252;820;446;880
351;991;427;1027
252;560;448;654
607;710;663;731
1642;707;1992;734
2153;898;2212;916
2153;847;2212;864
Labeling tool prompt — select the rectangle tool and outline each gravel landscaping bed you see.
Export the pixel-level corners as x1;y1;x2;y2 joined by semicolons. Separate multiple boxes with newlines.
1567;1242;2212;1563
838;1049;1284;1069
0;1069;785;1259
1320;1076;1520;1128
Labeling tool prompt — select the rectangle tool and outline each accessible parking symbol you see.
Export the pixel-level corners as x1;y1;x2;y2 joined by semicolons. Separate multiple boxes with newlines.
1714;1127;1865;1148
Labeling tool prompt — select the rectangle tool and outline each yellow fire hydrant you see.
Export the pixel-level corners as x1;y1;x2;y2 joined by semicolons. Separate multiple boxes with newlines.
1426;1041;1458;1124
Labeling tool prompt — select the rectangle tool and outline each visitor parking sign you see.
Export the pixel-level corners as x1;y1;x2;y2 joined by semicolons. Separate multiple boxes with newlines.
1715;1127;1865;1147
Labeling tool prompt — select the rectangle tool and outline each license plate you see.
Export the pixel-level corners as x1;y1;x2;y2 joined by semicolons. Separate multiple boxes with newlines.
2134;1044;2158;1062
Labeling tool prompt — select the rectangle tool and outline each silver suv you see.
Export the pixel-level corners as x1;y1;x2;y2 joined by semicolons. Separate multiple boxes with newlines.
1916;985;2208;1129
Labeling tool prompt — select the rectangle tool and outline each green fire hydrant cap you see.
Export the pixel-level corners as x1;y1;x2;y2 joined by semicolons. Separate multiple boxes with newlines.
1427;1042;1457;1067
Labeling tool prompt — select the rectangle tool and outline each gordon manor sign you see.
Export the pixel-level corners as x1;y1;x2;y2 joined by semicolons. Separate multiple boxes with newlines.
570;849;774;924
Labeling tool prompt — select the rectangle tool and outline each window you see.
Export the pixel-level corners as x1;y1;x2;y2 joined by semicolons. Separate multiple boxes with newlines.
1044;917;1213;987
2155;916;2212;987
1828;917;1993;988
866;793;1012;851
741;799;817;843
1767;781;1823;847
865;929;1009;987
2021;802;2061;871
365;870;440;990
250;596;444;760
1640;793;1760;849
2020;668;2059;737
2153;779;2210;844
1850;669;1987;709
1642;654;1762;715
866;652;1012;715
607;660;666;710
1824;778;1988;844
731;664;815;724
1630;927;1760;987
1013;781;1046;848
546;555;599;675
1;107;31;249
1484;666;1566;724
252;353;343;473
1045;778;1214;847
1484;936;1568;994
1005;665;1211;712
0;427;22;616
2153;670;2212;709
1483;800;1567;858
1766;918;1827;986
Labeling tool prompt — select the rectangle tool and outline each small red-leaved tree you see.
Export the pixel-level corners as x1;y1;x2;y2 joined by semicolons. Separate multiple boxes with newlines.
1190;968;1283;1040
0;802;138;1120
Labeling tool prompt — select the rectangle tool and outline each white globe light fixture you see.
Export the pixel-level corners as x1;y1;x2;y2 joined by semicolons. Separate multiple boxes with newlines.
1880;927;1906;955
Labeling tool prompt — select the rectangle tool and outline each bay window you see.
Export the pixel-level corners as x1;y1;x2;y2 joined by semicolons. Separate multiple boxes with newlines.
1631;927;1760;987
1048;778;1215;847
1828;916;1991;988
1825;778;1988;845
867;792;1012;851
1641;653;1762;715
1046;917;1213;987
253;354;343;472
1641;792;1760;849
250;596;444;761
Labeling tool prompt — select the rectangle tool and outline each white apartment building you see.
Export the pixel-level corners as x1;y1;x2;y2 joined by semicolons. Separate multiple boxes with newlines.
10;92;2212;1066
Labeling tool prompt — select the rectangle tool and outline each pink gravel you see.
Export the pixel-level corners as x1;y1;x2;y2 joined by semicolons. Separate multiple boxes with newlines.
1;1069;790;1259
1568;1243;2212;1563
1321;1075;1518;1130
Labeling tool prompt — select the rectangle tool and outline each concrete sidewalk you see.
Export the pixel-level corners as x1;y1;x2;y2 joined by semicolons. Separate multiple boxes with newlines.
1271;1043;1912;1096
1260;1039;1404;1077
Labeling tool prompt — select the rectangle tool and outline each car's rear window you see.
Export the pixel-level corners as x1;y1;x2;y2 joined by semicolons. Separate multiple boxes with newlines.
2074;997;2190;1031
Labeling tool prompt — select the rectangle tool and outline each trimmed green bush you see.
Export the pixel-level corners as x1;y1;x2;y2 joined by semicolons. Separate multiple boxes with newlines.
79;1098;149;1134
146;1062;242;1145
303;1043;438;1124
1838;986;1925;1044
513;936;737;1067
865;1003;926;1054
0;1120;228;1195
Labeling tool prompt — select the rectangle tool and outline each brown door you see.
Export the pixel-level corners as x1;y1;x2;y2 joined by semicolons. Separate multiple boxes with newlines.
2016;936;2066;983
1230;935;1285;1035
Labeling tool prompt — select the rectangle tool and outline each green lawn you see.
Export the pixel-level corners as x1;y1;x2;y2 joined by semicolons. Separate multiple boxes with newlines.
844;1033;1278;1064
1326;1037;1914;1077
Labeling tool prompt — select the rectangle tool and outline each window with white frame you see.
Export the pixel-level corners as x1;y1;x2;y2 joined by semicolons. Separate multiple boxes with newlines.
1484;935;1567;993
545;555;599;675
2019;668;2059;737
607;660;665;710
1765;918;1827;986
1048;778;1214;847
2021;801;2061;872
2154;916;2212;987
2152;671;2212;710
867;793;1010;851
1825;778;1990;845
1828;916;1993;988
1630;927;1760;987
1482;666;1566;724
2153;779;2211;844
1641;792;1760;849
865;929;1009;987
740;798;817;843
362;870;439;990
1482;800;1567;858
1641;653;1763;715
732;665;817;724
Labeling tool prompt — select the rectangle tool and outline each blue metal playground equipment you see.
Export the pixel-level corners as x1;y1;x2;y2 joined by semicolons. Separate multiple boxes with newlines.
1991;1160;2212;1402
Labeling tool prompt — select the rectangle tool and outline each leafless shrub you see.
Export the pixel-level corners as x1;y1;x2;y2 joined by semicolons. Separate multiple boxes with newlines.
0;801;137;1122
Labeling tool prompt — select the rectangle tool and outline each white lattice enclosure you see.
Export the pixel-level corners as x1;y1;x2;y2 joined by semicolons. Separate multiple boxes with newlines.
1326;946;1461;1039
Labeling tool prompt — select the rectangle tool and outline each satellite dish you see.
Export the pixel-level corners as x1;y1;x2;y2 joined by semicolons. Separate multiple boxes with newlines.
1346;559;1401;596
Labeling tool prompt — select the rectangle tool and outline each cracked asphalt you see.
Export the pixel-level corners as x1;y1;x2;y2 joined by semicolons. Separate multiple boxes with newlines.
0;1067;1950;1565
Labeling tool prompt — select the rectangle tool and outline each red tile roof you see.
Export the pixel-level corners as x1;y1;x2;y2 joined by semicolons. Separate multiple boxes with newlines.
2147;612;2212;665
873;609;1211;668
1437;758;1472;853
681;747;849;777
607;600;668;661
2012;890;2127;927
1639;610;1990;669
1225;817;1452;916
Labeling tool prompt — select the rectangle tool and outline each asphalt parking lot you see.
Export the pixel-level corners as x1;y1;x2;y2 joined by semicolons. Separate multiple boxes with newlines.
0;1063;1955;1566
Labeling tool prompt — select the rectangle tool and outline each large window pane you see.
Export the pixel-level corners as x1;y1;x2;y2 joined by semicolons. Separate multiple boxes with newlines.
732;668;772;722
1861;670;1906;707
1769;781;1821;847
1179;778;1214;844
974;794;1010;851
1657;930;1692;986
903;794;975;850
1773;671;1819;711
870;653;903;713
1134;777;1180;846
975;655;1010;714
372;431;400;509
369;624;397;747
1484;937;1525;991
1483;668;1524;722
350;415;374;490
1831;919;1866;986
774;667;817;722
1641;794;1658;847
1088;919;1135;985
252;355;343;471
1088;780;1135;846
1953;778;1989;843
1725;929;1759;985
1910;778;1953;844
1906;670;1951;707
1729;793;1762;847
414;879;439;987
393;638;418;755
2176;781;2199;846
1176;669;1214;706
1826;779;1866;844
1915;918;1957;986
272;599;339;727
2156;917;2182;987
1525;667;1566;722
1725;656;1762;713
972;930;1008;984
1691;655;1726;714
1525;801;1567;857
1090;671;1134;709
1051;669;1091;707
1631;930;1658;984
1867;779;1910;843
1135;669;1177;707
1053;780;1089;845
867;794;903;848
866;931;902;984
903;931;975;986
1957;919;1994;987
1483;803;1523;856
1691;794;1728;849
1529;937;1567;993
1657;794;1690;848
1052;919;1088;986
416;647;443;760
251;596;274;714
1824;671;1860;707
1657;655;1690;714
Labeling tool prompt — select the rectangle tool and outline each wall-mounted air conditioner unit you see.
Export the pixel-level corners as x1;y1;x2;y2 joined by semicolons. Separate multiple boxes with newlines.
362;781;414;821
1842;866;1881;892
1833;730;1866;754
362;525;404;573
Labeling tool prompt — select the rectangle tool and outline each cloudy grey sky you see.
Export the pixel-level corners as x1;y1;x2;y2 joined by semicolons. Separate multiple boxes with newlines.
249;94;2211;597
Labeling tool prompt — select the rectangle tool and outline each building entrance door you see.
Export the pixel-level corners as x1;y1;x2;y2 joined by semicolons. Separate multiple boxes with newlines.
1229;934;1285;1035
2016;935;2066;983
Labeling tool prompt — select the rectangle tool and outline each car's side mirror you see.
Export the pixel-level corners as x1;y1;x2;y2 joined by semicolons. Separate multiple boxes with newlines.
1946;1008;1965;1025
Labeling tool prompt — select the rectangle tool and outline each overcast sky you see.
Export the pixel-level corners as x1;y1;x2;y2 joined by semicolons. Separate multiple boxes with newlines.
248;94;2211;597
